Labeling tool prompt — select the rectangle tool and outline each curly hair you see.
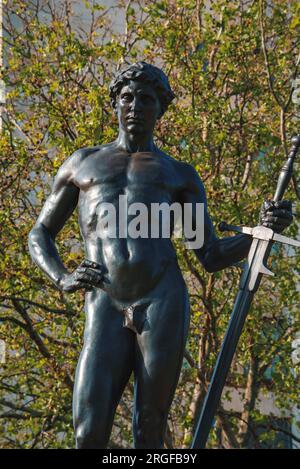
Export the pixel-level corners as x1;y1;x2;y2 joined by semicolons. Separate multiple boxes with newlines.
109;62;175;118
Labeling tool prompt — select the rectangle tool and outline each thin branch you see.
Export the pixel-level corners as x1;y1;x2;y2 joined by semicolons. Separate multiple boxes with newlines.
0;296;75;316
117;0;133;71
0;398;44;417
12;300;52;358
259;0;283;108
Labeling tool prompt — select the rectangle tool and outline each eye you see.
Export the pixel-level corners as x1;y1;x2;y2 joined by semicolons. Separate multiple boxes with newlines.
121;93;133;101
142;95;155;103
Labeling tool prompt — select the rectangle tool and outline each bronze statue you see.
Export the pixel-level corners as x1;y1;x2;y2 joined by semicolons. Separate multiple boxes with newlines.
28;62;293;449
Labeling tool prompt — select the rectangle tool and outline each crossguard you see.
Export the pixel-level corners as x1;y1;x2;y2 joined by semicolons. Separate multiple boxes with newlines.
219;221;300;248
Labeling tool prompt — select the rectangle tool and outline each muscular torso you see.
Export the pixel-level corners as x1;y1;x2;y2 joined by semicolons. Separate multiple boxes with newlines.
72;145;187;301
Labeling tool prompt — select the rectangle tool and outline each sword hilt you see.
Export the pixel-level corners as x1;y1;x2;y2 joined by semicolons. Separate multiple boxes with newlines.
219;221;238;233
219;221;300;247
273;134;300;202
218;221;252;235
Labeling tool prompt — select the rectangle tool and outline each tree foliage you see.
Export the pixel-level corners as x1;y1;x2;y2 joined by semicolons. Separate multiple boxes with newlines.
0;0;299;448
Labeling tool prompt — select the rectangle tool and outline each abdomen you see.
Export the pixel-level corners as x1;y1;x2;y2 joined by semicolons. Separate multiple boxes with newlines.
86;237;177;302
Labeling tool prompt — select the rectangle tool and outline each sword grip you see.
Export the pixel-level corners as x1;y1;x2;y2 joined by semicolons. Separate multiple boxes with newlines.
273;135;300;202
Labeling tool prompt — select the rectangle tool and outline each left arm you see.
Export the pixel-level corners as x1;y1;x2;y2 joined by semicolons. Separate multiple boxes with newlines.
180;164;252;273
180;164;293;273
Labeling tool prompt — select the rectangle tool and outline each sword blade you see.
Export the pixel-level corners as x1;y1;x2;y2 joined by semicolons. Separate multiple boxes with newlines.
191;238;272;449
191;288;255;449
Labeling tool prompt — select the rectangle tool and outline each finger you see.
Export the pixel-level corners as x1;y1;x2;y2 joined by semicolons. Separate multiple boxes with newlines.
262;219;290;229
75;281;93;290
263;200;292;212
262;222;287;230
261;215;292;224
269;209;293;219
74;270;90;282
81;259;103;271
76;272;95;283
77;266;104;275
76;272;103;286
76;268;104;283
272;225;288;233
261;211;293;222
273;200;292;210
67;280;93;292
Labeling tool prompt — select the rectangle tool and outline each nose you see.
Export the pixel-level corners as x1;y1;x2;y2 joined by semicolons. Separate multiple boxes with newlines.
130;97;143;113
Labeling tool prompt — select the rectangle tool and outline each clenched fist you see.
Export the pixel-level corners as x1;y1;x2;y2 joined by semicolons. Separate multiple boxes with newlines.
259;200;293;234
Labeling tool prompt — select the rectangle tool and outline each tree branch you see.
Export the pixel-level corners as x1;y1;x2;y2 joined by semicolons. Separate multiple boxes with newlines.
259;0;283;108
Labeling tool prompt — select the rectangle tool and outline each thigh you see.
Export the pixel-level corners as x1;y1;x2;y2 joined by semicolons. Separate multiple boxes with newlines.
134;267;190;418
73;290;135;429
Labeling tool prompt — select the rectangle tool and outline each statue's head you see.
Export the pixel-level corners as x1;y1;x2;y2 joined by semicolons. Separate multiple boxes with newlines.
109;62;175;127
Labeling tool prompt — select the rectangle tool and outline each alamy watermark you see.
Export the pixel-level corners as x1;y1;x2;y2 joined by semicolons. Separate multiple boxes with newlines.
96;195;205;250
0;339;5;364
292;78;300;105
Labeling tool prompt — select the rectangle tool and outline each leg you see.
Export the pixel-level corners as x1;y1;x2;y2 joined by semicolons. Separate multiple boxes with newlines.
133;267;190;449
73;290;135;448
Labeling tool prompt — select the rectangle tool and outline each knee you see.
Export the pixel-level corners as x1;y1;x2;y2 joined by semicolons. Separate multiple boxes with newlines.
75;420;108;449
134;405;165;449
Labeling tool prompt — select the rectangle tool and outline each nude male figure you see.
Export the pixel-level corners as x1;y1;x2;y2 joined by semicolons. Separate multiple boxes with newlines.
28;62;293;448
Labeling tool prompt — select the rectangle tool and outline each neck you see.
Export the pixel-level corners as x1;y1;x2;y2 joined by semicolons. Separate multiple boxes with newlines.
115;129;156;153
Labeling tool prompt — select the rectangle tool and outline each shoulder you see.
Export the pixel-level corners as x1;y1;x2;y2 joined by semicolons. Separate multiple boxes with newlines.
157;149;200;178
156;148;186;167
156;149;187;172
178;161;207;201
179;161;205;187
53;144;110;187
156;148;176;162
157;149;206;190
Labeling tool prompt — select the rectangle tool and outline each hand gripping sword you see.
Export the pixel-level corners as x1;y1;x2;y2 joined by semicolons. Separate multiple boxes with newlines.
191;135;300;449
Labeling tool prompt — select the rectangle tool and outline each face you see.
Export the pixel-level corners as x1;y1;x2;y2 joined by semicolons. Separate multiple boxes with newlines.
116;80;162;135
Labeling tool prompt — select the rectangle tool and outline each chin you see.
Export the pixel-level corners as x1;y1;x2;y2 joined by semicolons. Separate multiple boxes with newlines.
127;124;145;133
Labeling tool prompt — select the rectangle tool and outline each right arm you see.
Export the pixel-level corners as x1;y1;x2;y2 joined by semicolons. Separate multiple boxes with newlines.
28;153;80;288
28;152;103;291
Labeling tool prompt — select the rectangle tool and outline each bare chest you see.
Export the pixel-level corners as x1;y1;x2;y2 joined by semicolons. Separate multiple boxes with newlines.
73;152;183;196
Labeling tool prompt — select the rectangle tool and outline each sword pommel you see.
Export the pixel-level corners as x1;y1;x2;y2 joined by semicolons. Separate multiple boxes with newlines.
218;222;253;235
219;221;241;233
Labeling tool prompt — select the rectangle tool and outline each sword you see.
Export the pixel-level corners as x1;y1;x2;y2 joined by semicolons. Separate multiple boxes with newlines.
191;135;300;449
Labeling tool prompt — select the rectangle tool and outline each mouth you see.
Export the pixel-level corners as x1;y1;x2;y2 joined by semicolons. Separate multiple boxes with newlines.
126;116;144;123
